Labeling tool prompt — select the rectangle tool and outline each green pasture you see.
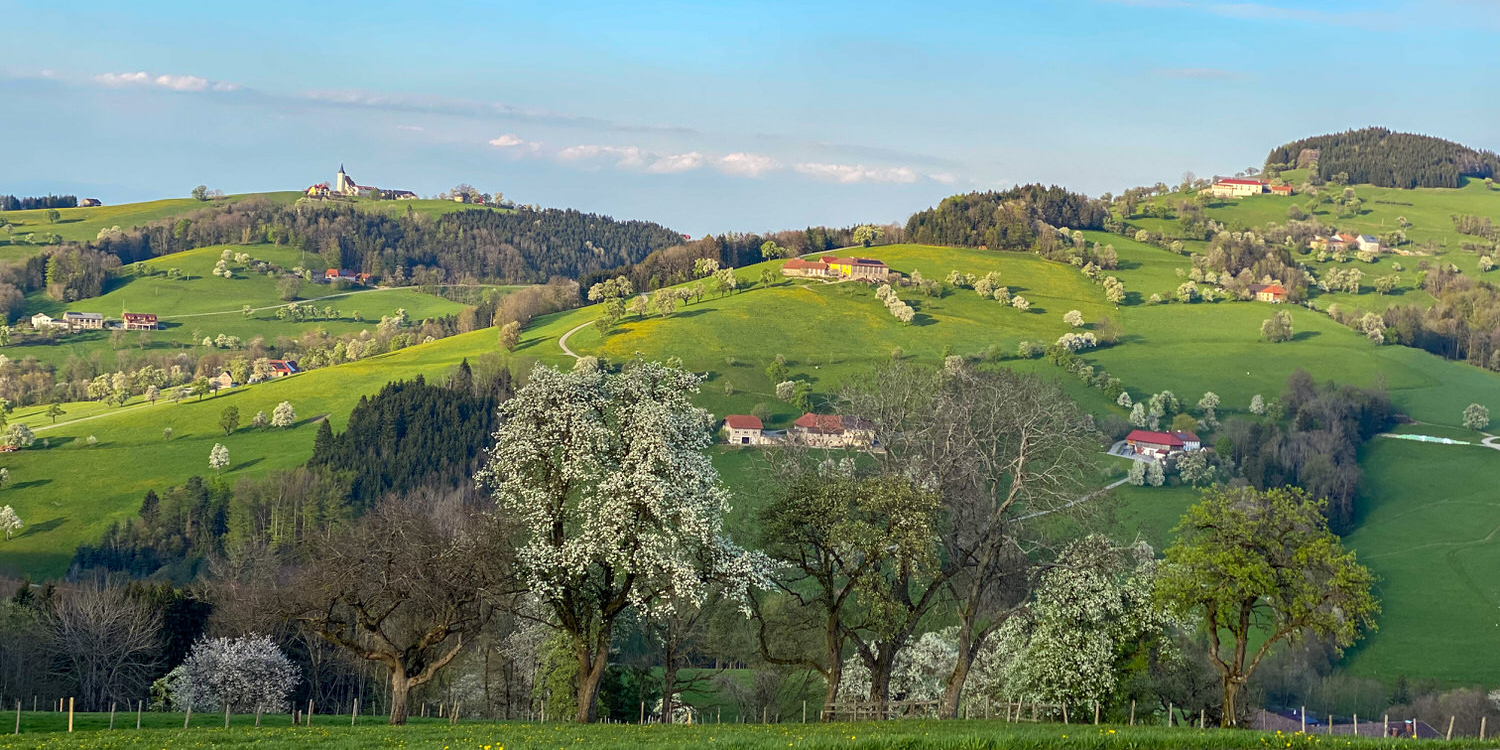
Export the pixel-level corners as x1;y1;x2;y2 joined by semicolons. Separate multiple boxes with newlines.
3;715;1498;749
0;327;502;578
523;245;1114;428
10;244;480;368
0;194;302;260
1340;436;1500;686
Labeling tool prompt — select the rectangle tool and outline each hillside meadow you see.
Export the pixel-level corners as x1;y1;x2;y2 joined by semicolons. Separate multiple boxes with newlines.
11;243;481;369
0;194;301;260
3;239;1499;688
0;327;501;578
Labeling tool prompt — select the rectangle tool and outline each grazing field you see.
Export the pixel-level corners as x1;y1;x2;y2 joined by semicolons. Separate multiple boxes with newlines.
1;715;1496;749
0;327;500;579
12;243;481;368
0;194;301;260
1340;436;1500;686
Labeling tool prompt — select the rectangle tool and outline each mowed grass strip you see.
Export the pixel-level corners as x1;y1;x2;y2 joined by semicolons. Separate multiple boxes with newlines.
0;715;1494;749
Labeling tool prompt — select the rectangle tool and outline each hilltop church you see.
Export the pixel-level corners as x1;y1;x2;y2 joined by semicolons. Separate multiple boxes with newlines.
306;165;417;200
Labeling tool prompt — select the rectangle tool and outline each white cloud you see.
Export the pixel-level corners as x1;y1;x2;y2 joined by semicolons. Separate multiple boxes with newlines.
927;172;958;185
489;133;542;152
94;71;238;92
397;125;425;132
556;144;647;169
793;162;919;184
717;152;779;178
646;152;706;173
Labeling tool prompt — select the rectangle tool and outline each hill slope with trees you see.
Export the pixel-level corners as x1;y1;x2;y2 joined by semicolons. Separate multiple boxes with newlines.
1264;128;1500;189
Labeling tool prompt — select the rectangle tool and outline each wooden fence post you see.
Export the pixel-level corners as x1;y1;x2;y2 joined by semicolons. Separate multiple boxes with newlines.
1129;700;1135;726
67;697;73;733
137;701;142;730
1383;714;1388;737
1062;704;1068;724
1354;714;1358;737
256;707;262;727
1481;715;1487;740
1300;706;1305;734
1447;716;1455;741
1095;702;1101;725
307;700;314;726
352;699;358;726
1167;703;1172;727
14;699;20;735
640;702;645;725
184;704;192;729
803;701;806;723
109;702;116;730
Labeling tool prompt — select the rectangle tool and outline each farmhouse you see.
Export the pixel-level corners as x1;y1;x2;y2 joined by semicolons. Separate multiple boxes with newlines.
121;312;158;330
781;258;831;278
780;256;890;281
1209;178;1267;198
79;198;102;207
211;371;235;390
265;359;299;378
1357;235;1381;253
29;313;66;329
305;183;331;198
62;312;104;330
1269;184;1294;196
325;269;372;285
1248;283;1287;303
1124;429;1202;460
790;413;876;449
723;415;766;445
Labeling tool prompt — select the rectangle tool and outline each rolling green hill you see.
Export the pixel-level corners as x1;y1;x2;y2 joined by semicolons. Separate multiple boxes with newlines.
1;228;1497;686
10;243;486;368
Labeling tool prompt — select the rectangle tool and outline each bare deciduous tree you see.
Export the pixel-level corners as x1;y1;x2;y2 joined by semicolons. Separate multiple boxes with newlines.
282;494;516;724
46;583;163;710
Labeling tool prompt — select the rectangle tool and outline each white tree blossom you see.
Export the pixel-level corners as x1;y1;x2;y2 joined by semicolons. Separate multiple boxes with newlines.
209;443;229;474
3;423;34;448
978;536;1173;712
775;380;797;402
837;629;958;708
1055;332;1098;352
1063;310;1085;328
169;635;299;713
1463;403;1491;431
476;362;769;722
1011;296;1030;311
0;505;21;540
1116;392;1132;408
271;401;296;428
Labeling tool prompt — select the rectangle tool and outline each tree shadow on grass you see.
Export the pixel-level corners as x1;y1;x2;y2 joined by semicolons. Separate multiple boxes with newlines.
667;309;711;320
231;457;265;473
910;313;938;327
1291;330;1321;342
18;516;66;537
11;479;51;490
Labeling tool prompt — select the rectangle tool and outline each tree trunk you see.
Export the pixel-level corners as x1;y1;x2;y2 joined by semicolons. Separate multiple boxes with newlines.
661;663;677;724
1222;675;1241;728
822;660;841;722
941;647;973;719
575;641;609;723
388;669;411;725
868;652;896;720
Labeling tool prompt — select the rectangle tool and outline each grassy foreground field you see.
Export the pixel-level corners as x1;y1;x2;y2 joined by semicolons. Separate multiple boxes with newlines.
0;715;1494;749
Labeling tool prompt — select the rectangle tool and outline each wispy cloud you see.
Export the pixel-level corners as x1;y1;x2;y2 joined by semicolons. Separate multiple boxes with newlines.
94;71;240;92
793;163;919;185
493;136;942;186
717;152;780;178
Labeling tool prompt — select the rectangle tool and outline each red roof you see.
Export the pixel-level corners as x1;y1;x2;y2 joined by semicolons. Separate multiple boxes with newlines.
1126;430;1184;447
1215;178;1266;186
724;415;762;430
1270;185;1293;193
1250;283;1286;296
1335;233;1357;242
784;258;828;271
1169;431;1201;444
122;312;157;322
794;413;845;434
267;359;298;374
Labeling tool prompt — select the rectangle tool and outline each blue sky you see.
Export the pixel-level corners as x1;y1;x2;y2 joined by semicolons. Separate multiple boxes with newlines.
2;0;1496;235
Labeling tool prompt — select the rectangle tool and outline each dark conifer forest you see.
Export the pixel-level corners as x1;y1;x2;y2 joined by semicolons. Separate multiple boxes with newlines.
1264;127;1500;188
